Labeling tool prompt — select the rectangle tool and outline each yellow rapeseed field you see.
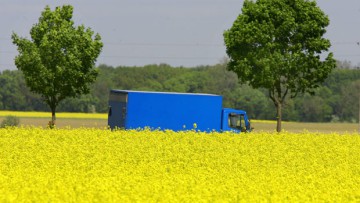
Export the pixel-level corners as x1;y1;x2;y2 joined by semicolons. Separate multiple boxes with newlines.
1;127;360;202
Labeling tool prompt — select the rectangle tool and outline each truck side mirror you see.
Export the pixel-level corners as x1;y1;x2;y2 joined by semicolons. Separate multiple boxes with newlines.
108;106;112;116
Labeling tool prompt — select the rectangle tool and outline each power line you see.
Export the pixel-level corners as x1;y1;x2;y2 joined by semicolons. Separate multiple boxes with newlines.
3;36;360;47
99;55;220;59
0;48;223;60
1;37;223;47
3;50;360;58
103;42;223;47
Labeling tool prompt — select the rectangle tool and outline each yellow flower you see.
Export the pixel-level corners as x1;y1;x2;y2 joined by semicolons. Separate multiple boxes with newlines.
0;127;359;202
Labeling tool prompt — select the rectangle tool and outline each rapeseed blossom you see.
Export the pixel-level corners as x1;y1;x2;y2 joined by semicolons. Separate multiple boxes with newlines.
0;127;359;202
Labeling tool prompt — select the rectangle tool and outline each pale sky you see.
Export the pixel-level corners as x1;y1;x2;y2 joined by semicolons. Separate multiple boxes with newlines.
1;0;360;71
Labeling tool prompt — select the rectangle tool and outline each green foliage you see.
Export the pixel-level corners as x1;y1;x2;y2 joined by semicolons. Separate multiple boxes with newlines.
11;5;103;124
58;94;98;113
1;115;20;128
223;0;336;131
0;63;359;123
0;70;27;110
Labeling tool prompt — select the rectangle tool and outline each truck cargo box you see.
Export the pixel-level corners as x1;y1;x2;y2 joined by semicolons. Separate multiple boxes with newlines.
108;90;223;132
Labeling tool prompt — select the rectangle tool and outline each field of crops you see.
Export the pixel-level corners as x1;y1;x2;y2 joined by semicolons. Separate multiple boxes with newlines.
1;127;360;202
1;111;359;132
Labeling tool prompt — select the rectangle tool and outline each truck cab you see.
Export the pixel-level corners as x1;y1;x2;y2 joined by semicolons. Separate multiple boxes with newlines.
222;108;251;132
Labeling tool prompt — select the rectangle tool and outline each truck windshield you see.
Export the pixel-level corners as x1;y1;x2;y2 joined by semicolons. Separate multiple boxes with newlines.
228;113;246;130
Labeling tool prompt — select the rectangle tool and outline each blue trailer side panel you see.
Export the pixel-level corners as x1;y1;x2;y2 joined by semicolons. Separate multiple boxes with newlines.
123;91;222;132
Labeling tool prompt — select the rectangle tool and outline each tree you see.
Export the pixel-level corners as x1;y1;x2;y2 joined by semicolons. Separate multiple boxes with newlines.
298;94;332;122
0;70;27;110
339;80;360;122
227;85;269;119
12;5;103;127
223;0;336;132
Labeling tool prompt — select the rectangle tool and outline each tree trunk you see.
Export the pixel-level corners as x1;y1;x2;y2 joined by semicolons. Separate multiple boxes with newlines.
276;102;282;132
50;106;56;128
269;88;286;133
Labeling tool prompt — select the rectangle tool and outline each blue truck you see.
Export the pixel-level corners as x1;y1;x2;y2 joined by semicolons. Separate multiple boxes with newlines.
108;90;251;132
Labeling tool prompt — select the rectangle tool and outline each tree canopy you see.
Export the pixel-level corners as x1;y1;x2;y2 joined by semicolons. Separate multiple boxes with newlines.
12;5;103;126
223;0;336;132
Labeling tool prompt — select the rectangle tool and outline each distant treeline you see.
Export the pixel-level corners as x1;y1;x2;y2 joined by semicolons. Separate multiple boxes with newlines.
0;62;359;122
